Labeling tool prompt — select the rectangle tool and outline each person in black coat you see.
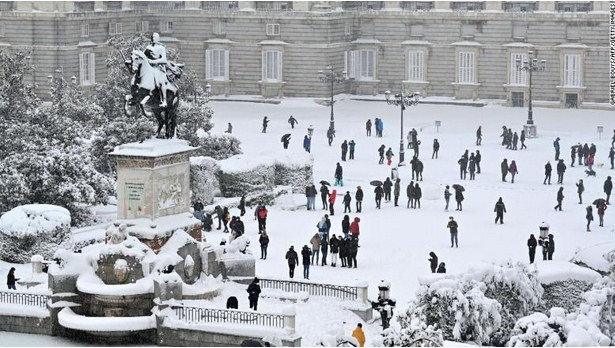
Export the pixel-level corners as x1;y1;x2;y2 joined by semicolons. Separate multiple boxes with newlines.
414;183;422;209
407;181;415;209
320;184;330;210
7;267;18;290
343;191;352;213
455;187;464;211
374;185;383;209
527;234;537;264
554;187;564;211
355;186;364;213
378;145;386;164
285;246;299;278
494;197;506;224
383;178;393;202
301;245;312;279
543;162;552;185
247;277;261;310
501;158;509;182
547;234;555;260
238;195;246;216
341;214;350;239
556;160;566;185
259;232;269;260
475;150;482;174
341;140;348;161
428;252;438;273
262;116;269;133
329;235;339;267
570;146;577;167
348;237;358;268
339;237;348;267
436;262;446;274
214;205;223;230
458;156;468;180
604;176;612;205
203;213;213;232
586;205;594;232
432;139;440;159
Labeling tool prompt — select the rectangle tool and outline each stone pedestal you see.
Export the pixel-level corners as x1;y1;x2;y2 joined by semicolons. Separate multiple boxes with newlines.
110;139;198;220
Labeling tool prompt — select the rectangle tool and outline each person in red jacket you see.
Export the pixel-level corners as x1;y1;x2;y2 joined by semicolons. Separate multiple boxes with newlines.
257;205;268;233
350;217;360;239
329;190;337;216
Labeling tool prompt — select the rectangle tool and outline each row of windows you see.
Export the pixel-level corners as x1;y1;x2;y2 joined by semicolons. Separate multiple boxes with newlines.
202;49;583;87
80;21;172;38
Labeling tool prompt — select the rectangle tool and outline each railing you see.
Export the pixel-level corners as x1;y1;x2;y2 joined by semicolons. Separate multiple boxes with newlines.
0;291;49;308
174;305;284;329
259;278;360;301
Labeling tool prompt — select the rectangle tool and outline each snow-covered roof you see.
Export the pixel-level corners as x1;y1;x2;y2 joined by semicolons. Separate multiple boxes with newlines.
351;38;382;44
535;261;601;285
204;38;236;44
158;229;197;255
451;40;483;46
555;43;589;49
401;40;433;46
257;40;289;46
502;42;535;48
0;204;70;237
116;212;200;239
110;138;197;158
58;307;155;332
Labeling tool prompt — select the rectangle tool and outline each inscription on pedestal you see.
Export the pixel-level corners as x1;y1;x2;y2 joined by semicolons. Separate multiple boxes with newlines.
126;182;145;218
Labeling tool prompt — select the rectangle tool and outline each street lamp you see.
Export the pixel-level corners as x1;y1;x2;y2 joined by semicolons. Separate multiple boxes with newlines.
384;90;420;166
318;66;347;133
516;50;546;138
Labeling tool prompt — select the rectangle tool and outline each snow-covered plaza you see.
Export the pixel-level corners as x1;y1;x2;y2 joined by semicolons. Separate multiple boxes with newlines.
2;96;615;346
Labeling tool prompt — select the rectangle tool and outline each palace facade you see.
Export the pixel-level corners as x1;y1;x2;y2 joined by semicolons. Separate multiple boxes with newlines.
0;1;610;108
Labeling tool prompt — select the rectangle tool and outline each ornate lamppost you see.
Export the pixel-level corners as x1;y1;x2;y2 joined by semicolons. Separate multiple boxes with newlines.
384;90;420;166
318;66;346;133
516;50;546;138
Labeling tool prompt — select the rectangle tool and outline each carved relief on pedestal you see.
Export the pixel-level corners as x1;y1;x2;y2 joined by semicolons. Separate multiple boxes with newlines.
158;175;184;210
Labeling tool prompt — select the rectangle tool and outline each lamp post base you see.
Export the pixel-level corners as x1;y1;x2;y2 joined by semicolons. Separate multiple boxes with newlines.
524;124;537;138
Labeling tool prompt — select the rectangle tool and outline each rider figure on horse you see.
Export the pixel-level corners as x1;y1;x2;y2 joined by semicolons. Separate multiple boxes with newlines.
145;33;168;74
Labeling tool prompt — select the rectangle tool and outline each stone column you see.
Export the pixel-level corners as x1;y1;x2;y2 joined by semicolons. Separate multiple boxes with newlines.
356;281;369;303
31;255;43;275
282;306;296;334
434;1;450;10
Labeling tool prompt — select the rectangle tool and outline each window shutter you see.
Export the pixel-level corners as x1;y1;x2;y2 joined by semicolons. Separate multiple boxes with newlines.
90;53;96;84
224;50;230;80
117;23;122;34
205;49;212;79
352;50;359;79
79;53;85;85
344;51;348;76
143;21;149;32
262;51;266;81
109;22;115;35
278;51;283;81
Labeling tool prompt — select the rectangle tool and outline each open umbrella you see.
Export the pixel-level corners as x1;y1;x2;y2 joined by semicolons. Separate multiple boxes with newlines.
280;133;291;142
370;180;383;186
571;145;580;149
320;180;331;186
452;184;465;192
593;198;606;206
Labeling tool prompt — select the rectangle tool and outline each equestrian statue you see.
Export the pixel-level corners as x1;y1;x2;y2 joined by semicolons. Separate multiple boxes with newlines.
123;32;183;139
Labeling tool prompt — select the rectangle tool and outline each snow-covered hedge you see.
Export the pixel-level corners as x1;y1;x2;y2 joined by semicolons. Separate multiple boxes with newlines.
273;151;314;194
0;204;72;263
217;154;276;198
576;275;615;344
193;132;242;160
381;312;444;347
190;156;220;205
542;280;593;313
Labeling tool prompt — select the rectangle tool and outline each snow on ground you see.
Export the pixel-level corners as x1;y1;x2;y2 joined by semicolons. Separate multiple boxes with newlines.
2;96;615;346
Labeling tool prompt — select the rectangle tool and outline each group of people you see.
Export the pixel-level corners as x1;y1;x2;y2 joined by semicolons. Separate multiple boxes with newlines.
340;140;356;161
457;149;482;180
500;125;527;150
366;118;384;137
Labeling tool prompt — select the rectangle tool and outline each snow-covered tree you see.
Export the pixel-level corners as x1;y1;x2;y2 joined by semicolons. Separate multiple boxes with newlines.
193;132;242;160
382;313;444;347
190;156;221;204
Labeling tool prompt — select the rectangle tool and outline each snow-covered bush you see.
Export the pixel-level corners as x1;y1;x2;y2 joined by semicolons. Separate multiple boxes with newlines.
463;261;544;345
542;280;593;313
382;312;444;347
0;204;72;263
408;278;501;345
217;155;276;198
273;151;314;194
193;132;242;160
576;275;615;344
190;156;220;204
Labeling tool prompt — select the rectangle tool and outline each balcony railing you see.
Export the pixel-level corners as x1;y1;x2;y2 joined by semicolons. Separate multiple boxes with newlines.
502;2;537;12
259;278;360;301
255;1;293;11
0;291;50;308
342;1;384;11
131;1;185;11
174;305;285;328
201;1;238;11
450;1;485;12
401;1;435;11
555;2;593;12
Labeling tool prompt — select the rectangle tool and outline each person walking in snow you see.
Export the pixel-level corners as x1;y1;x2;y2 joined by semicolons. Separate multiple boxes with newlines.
576;179;585;204
494;197;506;224
414;183;422;209
544;161;552;185
352;323;366;347
407;181;415;209
385;148;394;166
553;137;561;161
285;246;299;278
222;207;231;233
476;126;482;146
348;237;358;268
468;153;476;180
339;237;348;267
320;183;330;210
327;127;335;146
301;245;311;279
586;205;594;232
570;145;577;167
321;235;329;266
247;277;261;311
262;116;269;133
329;189;337;216
578;143;585;166
305;184;317;211
303;135;312;153
393;178;401;207
282;135;290;149
458;156;468;180
343;191;352;213
556;159;566;184
310;233;321;265
355;186;364;213
454;186;464;211
475;150;482;174
6;267;18;290
428;252;438;273
330;235;339;267
609;147;615;169
501;158;509;182
512;132;519;150
259;231;269;259
374;184;383;209
597;202;607;227
383;177;393;203
447;216;459;248
509;160;518;183
341;215;350;239
432;138;440;159
214;205;223;230
378;145;386;165
288;115;298;129
341;140;348;161
366;119;372;136
334;163;344;186
604;176;612;205
547;234;555;260
520;130;527;150
554;186;564;211
444;185;451;211
527;234;537;264
349;140;356;160
256;205;268;233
